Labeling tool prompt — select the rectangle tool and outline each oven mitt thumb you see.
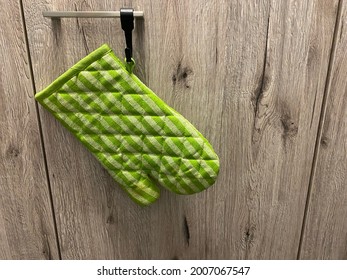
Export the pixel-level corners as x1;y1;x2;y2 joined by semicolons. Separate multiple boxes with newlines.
35;44;219;206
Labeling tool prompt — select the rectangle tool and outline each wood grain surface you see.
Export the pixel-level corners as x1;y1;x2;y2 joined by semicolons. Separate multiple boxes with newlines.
299;0;347;260
3;0;340;259
0;0;59;259
197;0;338;259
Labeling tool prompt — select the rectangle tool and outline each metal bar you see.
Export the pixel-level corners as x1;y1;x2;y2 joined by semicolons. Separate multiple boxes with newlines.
43;11;144;18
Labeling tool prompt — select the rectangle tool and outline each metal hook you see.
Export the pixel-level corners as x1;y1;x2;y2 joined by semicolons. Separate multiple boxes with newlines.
120;8;134;63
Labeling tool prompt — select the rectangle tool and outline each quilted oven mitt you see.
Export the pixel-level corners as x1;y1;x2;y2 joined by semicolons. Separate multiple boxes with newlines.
35;44;219;206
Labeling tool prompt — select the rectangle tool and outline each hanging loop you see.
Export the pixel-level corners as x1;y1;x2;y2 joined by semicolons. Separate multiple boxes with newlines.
120;8;134;63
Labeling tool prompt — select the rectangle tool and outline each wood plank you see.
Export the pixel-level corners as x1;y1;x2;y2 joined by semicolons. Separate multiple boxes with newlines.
182;0;339;259
0;0;59;259
299;1;347;260
23;0;338;259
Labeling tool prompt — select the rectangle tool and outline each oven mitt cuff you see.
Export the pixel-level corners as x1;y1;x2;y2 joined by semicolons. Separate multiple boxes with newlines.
35;44;220;206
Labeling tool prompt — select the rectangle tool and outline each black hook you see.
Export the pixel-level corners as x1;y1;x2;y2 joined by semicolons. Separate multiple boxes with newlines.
120;8;134;63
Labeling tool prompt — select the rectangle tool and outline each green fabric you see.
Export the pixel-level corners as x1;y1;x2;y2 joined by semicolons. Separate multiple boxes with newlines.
35;44;220;206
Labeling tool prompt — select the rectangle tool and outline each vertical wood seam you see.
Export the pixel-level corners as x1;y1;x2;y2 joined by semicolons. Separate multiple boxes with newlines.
296;0;343;260
19;0;62;260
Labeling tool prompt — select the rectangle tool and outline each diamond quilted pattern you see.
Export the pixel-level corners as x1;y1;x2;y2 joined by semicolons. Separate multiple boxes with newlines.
35;44;220;206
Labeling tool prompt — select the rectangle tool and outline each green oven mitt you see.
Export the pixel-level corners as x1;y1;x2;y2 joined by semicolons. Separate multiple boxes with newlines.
35;44;219;206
